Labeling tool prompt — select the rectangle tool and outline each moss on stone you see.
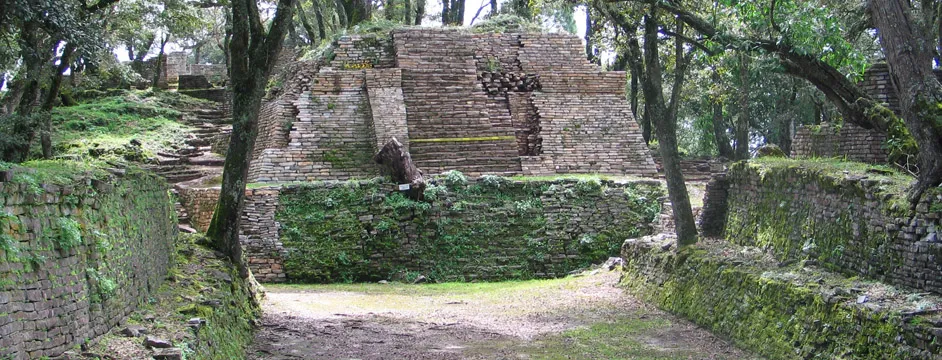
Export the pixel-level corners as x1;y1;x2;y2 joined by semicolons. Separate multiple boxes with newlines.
620;238;941;359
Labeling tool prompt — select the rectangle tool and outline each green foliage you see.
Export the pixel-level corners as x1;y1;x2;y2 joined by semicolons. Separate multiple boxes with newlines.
422;184;448;201
351;19;403;35
86;267;117;303
574;178;603;194
54;217;83;251
48;90;199;163
471;14;542;33
0;113;40;162
276;177;664;283
443;170;468;189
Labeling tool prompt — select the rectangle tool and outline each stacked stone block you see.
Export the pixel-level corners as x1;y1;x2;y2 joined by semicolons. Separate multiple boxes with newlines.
722;161;942;295
792;123;888;163
366;69;409;151
0;172;176;359
249;29;656;181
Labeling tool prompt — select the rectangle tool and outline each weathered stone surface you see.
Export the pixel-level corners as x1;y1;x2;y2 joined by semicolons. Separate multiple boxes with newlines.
247;29;656;182
0;172;176;360
144;336;173;349
152;347;183;360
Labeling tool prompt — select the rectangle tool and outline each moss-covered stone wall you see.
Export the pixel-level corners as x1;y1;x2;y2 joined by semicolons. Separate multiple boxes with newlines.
620;236;941;360
246;174;662;283
0;164;177;359
723;159;942;295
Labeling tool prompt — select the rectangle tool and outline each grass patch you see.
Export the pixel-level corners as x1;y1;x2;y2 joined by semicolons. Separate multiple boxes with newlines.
46;90;202;162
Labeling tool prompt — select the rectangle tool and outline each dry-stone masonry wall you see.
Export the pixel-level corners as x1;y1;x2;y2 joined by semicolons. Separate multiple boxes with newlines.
0;169;177;359
180;176;663;283
720;160;942;295
791;64;942;162
792;123;888;163
248;28;655;181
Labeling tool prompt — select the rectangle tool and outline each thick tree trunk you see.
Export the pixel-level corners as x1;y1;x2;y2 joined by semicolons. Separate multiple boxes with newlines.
40;42;77;159
414;0;425;25
585;11;599;64
374;138;426;200
735;52;750;160
711;69;735;159
642;13;697;246
312;0;327;39
208;0;297;278
871;0;942;203
442;0;464;25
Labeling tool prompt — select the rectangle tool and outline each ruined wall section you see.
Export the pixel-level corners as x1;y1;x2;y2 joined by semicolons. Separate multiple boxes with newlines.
394;29;522;175
250;70;378;182
518;34;655;176
792;123;888;163
723;161;942;295
366;69;409;151
0;171;177;359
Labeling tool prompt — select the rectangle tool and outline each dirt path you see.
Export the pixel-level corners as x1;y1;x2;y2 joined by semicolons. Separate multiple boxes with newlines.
248;270;757;359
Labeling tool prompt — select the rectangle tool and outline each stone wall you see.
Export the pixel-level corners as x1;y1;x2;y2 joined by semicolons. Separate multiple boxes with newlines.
792;123;887;163
271;176;663;282
0;168;177;359
179;176;663;283
248;29;656;181
788;64;942;163
721;160;942;295
621;236;942;359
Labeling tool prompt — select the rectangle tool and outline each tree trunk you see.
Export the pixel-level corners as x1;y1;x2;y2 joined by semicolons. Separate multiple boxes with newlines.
585;10;599;64
734;52;750;160
313;0;327;39
871;0;942;203
40;42;77;159
152;35;170;89
374;138;426;200
297;1;320;43
710;69;734;159
642;12;697;246
208;0;297;278
414;0;425;25
442;0;464;25
405;0;413;24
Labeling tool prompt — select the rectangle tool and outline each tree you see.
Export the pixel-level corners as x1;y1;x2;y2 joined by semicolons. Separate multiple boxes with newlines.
207;0;297;277
641;11;698;245
442;0;464;25
870;0;942;202
610;0;941;202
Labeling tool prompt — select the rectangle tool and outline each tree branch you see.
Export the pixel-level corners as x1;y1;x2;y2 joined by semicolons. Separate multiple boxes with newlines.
659;28;717;55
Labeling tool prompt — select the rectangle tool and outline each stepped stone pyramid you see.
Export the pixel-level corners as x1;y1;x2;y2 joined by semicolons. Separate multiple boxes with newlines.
248;28;656;182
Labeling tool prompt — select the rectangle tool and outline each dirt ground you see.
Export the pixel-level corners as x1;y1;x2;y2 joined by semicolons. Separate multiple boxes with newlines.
247;270;757;360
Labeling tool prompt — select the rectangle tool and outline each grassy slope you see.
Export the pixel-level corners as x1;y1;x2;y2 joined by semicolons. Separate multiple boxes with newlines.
44;90;210;163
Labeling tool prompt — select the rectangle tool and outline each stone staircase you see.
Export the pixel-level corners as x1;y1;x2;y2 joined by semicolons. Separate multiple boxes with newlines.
409;140;522;176
146;101;231;234
146;104;230;183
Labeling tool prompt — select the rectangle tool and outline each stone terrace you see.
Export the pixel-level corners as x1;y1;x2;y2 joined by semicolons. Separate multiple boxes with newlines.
247;28;656;182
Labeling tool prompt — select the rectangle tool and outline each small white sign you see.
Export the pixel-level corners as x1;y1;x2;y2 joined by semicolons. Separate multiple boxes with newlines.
398;184;411;191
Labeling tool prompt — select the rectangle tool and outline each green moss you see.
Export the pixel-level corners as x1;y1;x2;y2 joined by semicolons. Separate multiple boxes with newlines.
620;240;939;359
276;176;663;283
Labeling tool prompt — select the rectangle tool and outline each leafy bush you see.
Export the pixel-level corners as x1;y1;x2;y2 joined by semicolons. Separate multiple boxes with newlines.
54;217;83;251
443;170;468;189
480;174;510;189
423;184;448;201
471;14;542;33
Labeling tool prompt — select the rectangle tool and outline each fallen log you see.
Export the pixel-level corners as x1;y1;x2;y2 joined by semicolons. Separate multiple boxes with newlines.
373;138;426;200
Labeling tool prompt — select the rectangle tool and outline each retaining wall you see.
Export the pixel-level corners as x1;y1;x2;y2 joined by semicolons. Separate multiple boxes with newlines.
0;167;177;359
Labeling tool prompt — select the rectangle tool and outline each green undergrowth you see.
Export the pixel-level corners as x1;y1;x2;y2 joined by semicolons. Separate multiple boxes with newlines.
46;89;204;163
275;173;663;283
620;238;942;359
88;234;260;360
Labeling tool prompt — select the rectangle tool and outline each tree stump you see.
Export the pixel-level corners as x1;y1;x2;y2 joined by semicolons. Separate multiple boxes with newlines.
373;138;426;200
